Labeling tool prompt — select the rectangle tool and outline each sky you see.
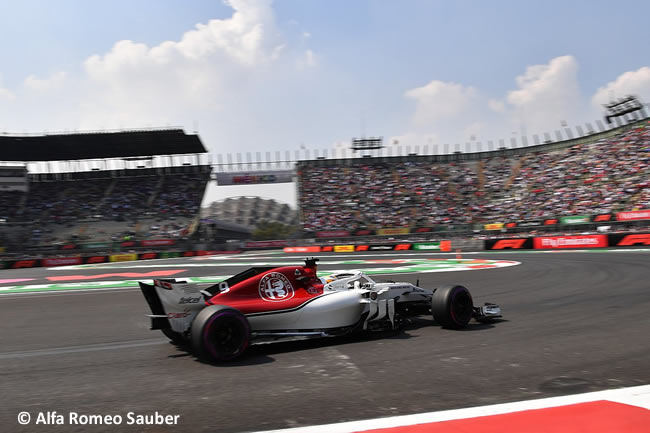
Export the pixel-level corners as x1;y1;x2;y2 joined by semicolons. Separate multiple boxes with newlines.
1;0;649;208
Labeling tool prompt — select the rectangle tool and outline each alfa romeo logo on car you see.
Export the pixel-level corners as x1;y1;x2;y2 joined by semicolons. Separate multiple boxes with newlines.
259;272;294;302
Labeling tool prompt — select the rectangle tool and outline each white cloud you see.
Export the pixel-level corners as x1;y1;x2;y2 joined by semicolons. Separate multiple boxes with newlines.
0;87;14;101
405;80;477;127
24;71;67;90
400;55;584;147
504;55;581;133
0;74;15;101
488;99;506;113
592;66;650;108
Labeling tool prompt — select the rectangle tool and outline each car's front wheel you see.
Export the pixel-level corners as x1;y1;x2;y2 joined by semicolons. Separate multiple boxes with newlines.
431;285;473;329
191;305;250;363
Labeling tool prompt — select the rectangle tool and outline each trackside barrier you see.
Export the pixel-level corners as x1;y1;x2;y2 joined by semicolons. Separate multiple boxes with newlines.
533;235;608;249
283;242;454;254
0;250;242;269
609;232;650;246
485;233;650;250
109;253;139;262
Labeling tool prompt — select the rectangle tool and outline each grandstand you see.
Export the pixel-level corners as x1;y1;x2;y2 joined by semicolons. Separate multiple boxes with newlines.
1;109;649;255
0;129;210;254
296;120;649;238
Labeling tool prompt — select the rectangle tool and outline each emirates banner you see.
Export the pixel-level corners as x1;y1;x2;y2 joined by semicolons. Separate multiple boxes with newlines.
41;257;83;267
533;235;607;249
616;209;650;221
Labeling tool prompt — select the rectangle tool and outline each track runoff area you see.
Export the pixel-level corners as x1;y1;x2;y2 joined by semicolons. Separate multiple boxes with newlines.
0;249;649;433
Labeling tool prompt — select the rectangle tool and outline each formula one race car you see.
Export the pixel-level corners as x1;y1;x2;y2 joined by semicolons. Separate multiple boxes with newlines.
139;258;501;362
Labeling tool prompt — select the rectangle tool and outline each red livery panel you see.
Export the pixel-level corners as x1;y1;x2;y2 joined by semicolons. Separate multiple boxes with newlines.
207;266;324;314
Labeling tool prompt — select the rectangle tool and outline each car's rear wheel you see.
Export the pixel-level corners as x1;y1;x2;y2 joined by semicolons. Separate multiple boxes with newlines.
191;305;250;362
432;285;473;329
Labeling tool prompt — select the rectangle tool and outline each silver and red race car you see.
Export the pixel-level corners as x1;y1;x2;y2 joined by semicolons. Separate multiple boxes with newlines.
139;258;501;362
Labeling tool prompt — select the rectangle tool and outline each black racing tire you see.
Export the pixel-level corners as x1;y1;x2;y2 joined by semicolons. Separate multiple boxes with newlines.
432;285;473;329
191;305;250;363
161;328;187;345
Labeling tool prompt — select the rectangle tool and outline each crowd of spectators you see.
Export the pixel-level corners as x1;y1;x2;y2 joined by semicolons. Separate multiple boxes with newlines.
0;171;209;247
299;125;649;233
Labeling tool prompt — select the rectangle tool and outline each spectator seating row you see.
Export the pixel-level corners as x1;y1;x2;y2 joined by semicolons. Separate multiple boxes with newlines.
298;125;649;232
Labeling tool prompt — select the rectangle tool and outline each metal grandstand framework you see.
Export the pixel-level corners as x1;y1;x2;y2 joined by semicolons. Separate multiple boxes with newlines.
212;113;650;173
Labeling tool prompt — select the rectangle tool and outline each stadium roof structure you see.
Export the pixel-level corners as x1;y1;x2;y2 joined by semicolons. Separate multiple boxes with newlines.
0;128;206;161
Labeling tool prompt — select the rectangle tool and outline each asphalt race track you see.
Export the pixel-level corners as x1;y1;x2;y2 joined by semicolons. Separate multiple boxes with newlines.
1;250;649;432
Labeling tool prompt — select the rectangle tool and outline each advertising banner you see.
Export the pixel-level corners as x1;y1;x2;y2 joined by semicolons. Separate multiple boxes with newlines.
544;219;559;225
592;214;613;222
560;215;591;225
413;242;441;250
84;256;107;264
608;233;650;246
334;245;355;252
59;244;77;250
485;238;533;250
244;240;288;248
353;229;375;236
413;227;434;233
320;246;334;252
109;253;138;262
316;230;350;238
616;209;650;221
159;251;181;259
216;170;294;185
283;246;321;253
484;223;504;231
354;245;370;251
41;257;83;267
140;239;175;247
518;220;543;227
505;223;517;228
82;242;112;250
138;252;159;260
368;244;396;251
121;241;136;247
393;244;412;251
9;259;38;269
376;228;410;236
533;235;607;249
0;246;4;254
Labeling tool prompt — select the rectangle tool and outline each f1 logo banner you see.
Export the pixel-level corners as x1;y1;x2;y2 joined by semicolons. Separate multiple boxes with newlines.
485;238;533;250
609;233;650;246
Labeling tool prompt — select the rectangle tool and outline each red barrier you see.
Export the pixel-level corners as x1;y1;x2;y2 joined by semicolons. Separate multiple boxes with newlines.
616;209;650;221
41;257;82;267
533;235;607;249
